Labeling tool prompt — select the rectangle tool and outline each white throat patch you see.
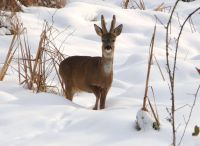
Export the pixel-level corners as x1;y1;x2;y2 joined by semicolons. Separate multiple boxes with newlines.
103;51;113;59
104;62;112;74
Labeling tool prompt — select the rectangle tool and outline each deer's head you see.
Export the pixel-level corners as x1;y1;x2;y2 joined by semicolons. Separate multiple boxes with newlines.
94;15;123;59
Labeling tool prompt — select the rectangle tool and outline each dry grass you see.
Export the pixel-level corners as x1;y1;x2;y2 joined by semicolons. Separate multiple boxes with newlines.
0;0;22;12
122;0;167;11
154;2;166;12
16;22;67;94
0;15;69;95
0;11;18;35
0;33;18;80
19;0;68;8
36;0;68;8
141;24;160;130
0;14;22;80
0;0;67;10
142;24;156;111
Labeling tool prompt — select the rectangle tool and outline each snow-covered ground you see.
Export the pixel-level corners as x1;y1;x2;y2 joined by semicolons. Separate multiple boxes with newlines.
0;0;200;146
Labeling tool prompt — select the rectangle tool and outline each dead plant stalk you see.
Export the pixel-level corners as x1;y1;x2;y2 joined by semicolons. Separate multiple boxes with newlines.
142;25;156;111
0;34;17;80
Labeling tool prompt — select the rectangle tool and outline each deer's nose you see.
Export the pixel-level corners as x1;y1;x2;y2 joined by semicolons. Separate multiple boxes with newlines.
105;46;112;50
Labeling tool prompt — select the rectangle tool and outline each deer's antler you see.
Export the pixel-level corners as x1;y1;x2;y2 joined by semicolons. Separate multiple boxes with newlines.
110;15;116;33
101;15;107;33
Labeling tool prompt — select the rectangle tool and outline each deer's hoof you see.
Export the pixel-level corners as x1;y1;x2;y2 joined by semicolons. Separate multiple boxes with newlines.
93;107;98;110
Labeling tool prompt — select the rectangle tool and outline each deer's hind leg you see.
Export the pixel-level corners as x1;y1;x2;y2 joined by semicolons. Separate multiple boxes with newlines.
64;83;74;101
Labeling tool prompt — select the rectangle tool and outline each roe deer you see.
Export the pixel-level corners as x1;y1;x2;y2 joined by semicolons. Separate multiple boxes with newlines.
59;15;123;110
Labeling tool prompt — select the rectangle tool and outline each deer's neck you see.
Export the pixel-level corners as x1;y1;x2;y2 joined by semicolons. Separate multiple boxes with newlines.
102;57;113;75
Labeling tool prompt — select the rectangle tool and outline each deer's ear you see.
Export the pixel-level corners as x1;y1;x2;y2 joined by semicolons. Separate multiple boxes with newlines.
94;24;103;36
113;24;123;36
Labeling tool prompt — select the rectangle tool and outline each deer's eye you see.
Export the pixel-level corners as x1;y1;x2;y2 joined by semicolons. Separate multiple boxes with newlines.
112;40;115;42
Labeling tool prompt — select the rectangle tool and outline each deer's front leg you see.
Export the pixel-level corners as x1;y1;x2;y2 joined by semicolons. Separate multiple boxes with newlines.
100;89;108;109
91;86;102;110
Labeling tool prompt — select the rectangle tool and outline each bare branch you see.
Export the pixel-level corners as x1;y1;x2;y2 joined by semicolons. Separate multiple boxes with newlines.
178;85;200;146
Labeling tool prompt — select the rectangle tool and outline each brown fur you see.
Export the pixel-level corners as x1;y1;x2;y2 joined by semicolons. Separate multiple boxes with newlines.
59;15;123;110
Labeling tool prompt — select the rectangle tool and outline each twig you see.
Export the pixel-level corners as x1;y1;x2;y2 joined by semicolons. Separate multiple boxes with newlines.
153;55;165;81
178;85;200;146
154;15;166;28
148;98;160;129
150;86;159;122
175;104;192;111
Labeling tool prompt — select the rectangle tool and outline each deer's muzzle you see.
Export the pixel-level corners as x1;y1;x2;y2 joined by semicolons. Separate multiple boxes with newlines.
105;46;112;50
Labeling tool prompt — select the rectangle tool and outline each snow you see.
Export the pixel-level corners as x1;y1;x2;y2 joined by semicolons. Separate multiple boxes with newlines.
136;110;155;130
0;0;200;146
